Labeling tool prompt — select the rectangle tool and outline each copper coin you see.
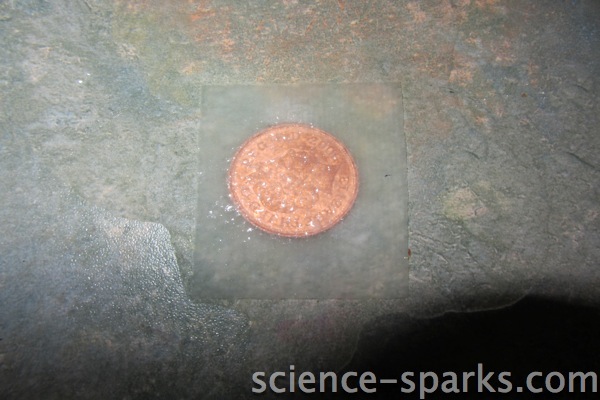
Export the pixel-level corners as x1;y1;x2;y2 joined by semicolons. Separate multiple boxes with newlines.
228;124;359;237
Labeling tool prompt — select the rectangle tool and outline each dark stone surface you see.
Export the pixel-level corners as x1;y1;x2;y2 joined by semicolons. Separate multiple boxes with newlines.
344;297;600;398
0;0;598;398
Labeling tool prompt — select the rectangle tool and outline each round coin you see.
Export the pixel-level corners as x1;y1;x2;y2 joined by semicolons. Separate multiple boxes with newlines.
228;124;359;237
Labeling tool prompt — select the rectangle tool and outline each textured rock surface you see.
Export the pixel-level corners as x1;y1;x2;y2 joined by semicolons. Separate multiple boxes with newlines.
1;0;598;398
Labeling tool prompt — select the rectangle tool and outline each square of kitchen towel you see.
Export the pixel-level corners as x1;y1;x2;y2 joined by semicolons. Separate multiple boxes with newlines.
191;84;407;299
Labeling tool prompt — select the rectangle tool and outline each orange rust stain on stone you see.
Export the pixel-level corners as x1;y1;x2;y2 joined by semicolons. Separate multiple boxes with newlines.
406;2;427;24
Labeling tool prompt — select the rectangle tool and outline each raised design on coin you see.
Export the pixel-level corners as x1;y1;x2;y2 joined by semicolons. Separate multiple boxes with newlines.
228;124;359;237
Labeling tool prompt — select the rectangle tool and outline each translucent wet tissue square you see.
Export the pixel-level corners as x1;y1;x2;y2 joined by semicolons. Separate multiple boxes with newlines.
192;84;407;299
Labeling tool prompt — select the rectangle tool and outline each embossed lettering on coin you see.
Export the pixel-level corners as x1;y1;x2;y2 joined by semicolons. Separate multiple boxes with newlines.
228;124;359;237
